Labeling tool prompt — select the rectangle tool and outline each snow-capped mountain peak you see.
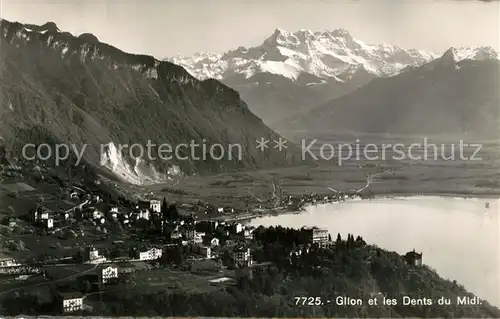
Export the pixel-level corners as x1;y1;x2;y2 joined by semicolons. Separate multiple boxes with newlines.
443;46;499;62
168;28;440;82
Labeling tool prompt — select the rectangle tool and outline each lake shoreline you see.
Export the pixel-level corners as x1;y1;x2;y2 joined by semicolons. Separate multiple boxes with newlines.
234;190;500;223
247;196;500;307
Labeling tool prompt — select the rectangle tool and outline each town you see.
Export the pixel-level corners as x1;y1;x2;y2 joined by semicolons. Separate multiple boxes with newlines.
0;155;423;315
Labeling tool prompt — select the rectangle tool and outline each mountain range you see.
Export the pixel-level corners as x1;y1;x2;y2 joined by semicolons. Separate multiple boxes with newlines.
0;20;302;185
1;20;498;187
170;28;440;83
170;28;499;131
284;48;500;138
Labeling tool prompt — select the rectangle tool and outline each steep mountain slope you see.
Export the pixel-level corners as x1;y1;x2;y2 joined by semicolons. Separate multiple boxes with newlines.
0;20;302;185
281;48;500;138
169;28;438;125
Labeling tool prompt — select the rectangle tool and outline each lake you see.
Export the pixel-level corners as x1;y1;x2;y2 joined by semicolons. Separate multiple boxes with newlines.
249;196;500;307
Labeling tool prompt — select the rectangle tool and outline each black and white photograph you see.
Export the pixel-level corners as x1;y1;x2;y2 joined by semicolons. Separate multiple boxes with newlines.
0;0;499;317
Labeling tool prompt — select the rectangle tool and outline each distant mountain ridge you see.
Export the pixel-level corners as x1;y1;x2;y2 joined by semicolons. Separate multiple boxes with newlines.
280;49;500;138
169;28;439;82
0;19;302;185
169;29;498;126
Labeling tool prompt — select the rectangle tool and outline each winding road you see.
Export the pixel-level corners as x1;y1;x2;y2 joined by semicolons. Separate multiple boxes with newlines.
0;264;99;297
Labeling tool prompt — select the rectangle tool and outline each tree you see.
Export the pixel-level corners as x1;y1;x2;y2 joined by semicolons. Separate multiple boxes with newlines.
74;278;92;293
336;233;342;243
167;204;180;221
347;234;354;249
161;197;168;220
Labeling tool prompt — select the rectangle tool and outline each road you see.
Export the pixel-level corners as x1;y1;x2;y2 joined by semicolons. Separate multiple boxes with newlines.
0;263;99;297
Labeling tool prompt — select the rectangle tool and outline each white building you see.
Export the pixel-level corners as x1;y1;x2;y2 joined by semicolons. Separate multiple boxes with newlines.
39;212;49;220
305;227;329;246
193;233;203;244
232;223;243;234
202;235;219;247
138;209;150;220
101;265;119;283
200;246;211;259
150;200;161;213
244;228;254;240
137;247;163;261
0;258;21;267
59;292;84;313
170;230;182;240
85;209;102;220
234;247;251;267
86;246;106;264
33;209;49;222
43;218;54;229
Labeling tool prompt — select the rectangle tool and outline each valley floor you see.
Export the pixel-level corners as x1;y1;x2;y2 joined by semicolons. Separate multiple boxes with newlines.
139;153;500;213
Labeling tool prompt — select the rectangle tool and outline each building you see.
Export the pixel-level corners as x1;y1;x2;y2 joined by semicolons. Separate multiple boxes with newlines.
403;249;423;266
182;224;196;241
100;265;119;284
85;246;106;264
233;247;251;268
84;208;102;220
200;246;211;259
107;207;119;219
230;223;243;234
193;233;203;244
42;218;54;229
202;235;219;247
243;228;254;240
0;258;20;267
289;245;311;262
170;230;182;240
150;200;161;213
305;227;329;246
137;209;150;220
7;218;17;228
32;207;50;223
138;200;161;214
135;247;163;261
59;292;84;313
117;214;130;225
94;217;105;225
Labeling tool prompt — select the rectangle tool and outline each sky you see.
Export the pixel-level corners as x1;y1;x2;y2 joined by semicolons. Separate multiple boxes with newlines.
0;0;499;58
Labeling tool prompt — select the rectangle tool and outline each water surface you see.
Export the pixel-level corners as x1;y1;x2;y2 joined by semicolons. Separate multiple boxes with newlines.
250;196;500;307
